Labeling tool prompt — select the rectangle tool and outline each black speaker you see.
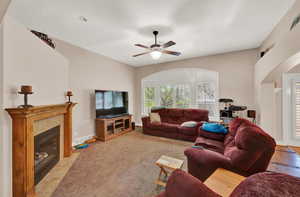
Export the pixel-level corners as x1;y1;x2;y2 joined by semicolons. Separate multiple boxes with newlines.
132;122;135;130
247;110;256;119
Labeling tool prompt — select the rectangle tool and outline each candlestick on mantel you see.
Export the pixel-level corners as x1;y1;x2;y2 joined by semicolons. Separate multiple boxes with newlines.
66;91;73;103
18;85;34;108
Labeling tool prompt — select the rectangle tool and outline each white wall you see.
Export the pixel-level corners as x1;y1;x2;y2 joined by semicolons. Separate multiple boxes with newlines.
260;83;276;136
1;16;69;197
0;22;4;197
55;39;136;145
261;0;300;52
135;49;258;124
255;0;300;111
275;88;283;142
255;0;300;144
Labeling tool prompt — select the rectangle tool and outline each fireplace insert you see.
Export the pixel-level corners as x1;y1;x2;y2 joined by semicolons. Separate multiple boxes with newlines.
34;126;60;185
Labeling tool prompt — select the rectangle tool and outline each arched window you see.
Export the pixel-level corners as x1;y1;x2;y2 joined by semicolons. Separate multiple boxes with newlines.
142;68;219;119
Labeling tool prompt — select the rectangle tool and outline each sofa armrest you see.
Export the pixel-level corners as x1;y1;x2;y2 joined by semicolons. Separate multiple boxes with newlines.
165;170;221;197
141;116;150;128
185;148;231;168
184;148;232;181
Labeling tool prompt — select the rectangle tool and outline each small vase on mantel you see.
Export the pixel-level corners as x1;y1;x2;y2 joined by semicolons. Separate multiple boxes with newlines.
18;85;34;108
66;91;73;103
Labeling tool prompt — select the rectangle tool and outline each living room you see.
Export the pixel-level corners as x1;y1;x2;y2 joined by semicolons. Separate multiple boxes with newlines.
1;0;300;197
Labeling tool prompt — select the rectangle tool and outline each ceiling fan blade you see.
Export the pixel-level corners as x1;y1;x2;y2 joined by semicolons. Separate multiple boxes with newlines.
162;50;181;56
132;51;150;57
135;44;150;49
162;41;176;48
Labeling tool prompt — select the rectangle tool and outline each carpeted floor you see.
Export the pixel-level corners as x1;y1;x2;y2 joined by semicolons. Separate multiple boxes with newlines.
51;131;192;197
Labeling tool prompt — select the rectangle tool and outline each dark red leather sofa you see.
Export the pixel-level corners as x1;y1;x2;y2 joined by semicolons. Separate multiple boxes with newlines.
142;108;209;142
156;169;300;197
185;118;276;181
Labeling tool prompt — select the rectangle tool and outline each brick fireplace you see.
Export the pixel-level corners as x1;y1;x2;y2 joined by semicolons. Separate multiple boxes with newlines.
6;103;76;197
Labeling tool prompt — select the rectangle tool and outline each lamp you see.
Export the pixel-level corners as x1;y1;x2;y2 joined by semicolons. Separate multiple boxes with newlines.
150;50;162;60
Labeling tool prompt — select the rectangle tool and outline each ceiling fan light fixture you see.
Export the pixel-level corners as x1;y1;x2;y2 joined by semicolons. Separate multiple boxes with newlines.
150;50;162;60
133;30;180;59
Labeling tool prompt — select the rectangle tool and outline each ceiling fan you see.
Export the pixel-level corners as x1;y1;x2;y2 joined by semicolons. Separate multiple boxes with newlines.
133;31;181;59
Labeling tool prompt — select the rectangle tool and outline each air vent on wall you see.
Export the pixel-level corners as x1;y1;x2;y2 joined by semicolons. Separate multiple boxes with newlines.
31;30;55;49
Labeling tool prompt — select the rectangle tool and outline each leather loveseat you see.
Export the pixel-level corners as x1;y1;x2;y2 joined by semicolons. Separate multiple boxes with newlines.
185;117;276;181
142;108;209;142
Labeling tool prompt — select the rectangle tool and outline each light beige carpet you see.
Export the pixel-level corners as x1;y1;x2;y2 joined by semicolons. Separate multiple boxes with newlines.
51;131;192;197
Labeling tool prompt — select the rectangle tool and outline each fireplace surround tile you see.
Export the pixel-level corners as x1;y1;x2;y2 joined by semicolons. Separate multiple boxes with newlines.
33;115;64;160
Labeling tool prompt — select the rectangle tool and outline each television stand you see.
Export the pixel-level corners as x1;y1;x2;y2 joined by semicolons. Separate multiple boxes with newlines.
95;114;132;141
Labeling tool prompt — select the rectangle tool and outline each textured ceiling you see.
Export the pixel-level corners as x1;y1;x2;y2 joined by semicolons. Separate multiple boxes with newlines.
7;0;295;66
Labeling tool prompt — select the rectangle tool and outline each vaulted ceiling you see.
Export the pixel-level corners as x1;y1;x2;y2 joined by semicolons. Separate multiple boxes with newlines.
8;0;295;66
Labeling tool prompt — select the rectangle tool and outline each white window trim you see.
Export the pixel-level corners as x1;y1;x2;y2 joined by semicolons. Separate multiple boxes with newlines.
282;73;300;146
291;79;300;140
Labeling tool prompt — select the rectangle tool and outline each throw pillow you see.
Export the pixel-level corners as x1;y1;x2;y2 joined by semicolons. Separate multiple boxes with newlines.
181;121;197;128
201;123;228;134
150;113;161;123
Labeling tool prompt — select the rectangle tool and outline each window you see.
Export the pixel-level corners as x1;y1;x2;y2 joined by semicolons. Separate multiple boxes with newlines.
175;84;191;108
141;68;219;119
144;87;155;114
196;83;217;117
160;85;175;108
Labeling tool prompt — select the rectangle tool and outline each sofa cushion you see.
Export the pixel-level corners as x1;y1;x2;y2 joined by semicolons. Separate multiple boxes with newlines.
228;118;253;135
150;112;161;123
195;137;225;153
160;123;179;133
163;108;185;124
183;109;209;122
148;122;163;130
235;126;272;150
199;128;225;141
157;108;169;118
181;121;197;128
224;118;252;146
178;126;197;136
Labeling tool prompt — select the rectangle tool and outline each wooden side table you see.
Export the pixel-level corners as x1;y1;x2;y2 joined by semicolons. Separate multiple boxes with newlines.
155;155;184;187
204;168;245;197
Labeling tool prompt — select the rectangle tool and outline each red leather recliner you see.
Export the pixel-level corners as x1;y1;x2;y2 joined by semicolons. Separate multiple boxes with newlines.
156;169;300;197
185;118;276;181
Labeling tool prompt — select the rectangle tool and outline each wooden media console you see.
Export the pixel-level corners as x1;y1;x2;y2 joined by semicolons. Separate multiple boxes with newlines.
95;114;132;141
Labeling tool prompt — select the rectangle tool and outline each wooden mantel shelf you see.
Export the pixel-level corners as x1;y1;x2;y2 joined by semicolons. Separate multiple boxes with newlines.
6;103;77;197
6;104;69;117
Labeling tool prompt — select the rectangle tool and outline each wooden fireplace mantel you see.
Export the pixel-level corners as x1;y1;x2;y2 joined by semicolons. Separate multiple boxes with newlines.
6;103;77;197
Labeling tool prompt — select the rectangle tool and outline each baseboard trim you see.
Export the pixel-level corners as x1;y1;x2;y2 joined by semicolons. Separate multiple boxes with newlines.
73;135;94;146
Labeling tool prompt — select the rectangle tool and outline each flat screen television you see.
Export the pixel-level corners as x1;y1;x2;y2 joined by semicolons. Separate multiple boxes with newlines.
95;90;128;118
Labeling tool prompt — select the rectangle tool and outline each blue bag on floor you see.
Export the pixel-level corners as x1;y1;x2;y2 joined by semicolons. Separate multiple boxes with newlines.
201;123;228;134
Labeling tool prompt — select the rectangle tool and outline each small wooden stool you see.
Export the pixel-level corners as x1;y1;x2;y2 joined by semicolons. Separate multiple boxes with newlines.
155;155;184;187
